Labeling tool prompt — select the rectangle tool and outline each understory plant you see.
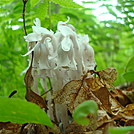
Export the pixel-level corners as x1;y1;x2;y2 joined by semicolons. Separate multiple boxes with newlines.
23;17;96;131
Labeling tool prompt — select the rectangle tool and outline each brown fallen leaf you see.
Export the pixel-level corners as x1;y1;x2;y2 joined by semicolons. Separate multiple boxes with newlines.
24;52;47;110
84;77;105;91
124;89;134;103
85;67;117;91
118;104;134;120
54;67;120;114
97;67;117;84
53;80;100;113
25;89;48;109
53;67;130;133
125;120;134;126
53;80;82;112
20;123;60;134
0;122;21;134
92;87;112;113
24;52;34;90
110;89;131;107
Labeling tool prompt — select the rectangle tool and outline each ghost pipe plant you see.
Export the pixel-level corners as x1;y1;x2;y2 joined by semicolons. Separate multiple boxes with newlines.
23;17;96;131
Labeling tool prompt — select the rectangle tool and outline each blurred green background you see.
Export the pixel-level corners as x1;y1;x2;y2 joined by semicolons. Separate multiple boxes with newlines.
0;0;133;98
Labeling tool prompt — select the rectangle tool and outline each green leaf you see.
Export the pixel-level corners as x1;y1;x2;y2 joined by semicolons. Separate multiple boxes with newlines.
30;0;40;8
123;71;134;82
125;56;134;71
50;0;82;8
72;100;98;125
0;97;53;127
108;126;134;134
35;0;48;19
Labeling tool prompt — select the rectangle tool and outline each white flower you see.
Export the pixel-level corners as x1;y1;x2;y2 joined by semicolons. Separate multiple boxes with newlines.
55;18;78;70
24;18;53;43
23;17;96;130
78;34;96;71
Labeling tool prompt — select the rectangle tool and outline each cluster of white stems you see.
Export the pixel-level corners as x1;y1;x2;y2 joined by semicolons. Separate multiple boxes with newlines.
23;17;96;131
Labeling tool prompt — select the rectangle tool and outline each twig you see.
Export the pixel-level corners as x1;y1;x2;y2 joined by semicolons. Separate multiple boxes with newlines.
8;90;17;98
41;88;52;96
22;0;28;35
41;77;53;96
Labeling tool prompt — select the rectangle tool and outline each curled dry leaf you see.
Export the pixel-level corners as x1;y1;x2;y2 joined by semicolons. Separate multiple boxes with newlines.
54;67;120;114
84;77;104;91
118;104;134;120
124;89;134;103
24;52;47;110
85;67;117;91
125;120;134;126
92;87;112;113
0;122;21;134
53;80;100;113
97;67;117;84
20;123;60;134
53;80;82;105
25;89;48;109
110;89;131;107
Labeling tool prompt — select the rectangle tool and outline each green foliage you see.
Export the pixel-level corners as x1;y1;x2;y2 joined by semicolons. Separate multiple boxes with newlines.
72;100;98;125
0;0;134;97
123;56;134;82
123;71;134;82
108;126;134;134
125;56;134;71
50;0;82;8
34;0;49;20
0;97;53;127
30;0;40;8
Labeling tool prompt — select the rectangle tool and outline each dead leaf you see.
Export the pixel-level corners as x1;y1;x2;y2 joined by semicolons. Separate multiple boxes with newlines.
53;80;100;113
125;120;134;126
25;89;48;109
97;67;117;84
118;104;134;120
124;89;134;103
110;89;131;107
84;77;104;91
0;122;21;134
92;87;112;113
53;80;82;112
24;52;34;89
24;52;47;110
85;67;117;91
54;67;119;114
20;123;60;134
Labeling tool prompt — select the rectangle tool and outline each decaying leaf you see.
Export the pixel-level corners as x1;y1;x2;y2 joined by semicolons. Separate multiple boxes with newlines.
23;65;134;133
53;80;100;113
85;67;117;90
24;52;34;89
97;67;117;84
24;52;47;110
20;123;60;134
84;77;105;91
118;104;134;120
0;122;21;134
54;67;120;115
92;87;112;113
124;89;134;103
53;80;82;105
25;89;48;109
110;89;131;107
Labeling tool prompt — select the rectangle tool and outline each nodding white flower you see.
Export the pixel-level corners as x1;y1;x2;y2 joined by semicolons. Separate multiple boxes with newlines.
24;18;53;43
78;34;96;71
23;17;96;131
